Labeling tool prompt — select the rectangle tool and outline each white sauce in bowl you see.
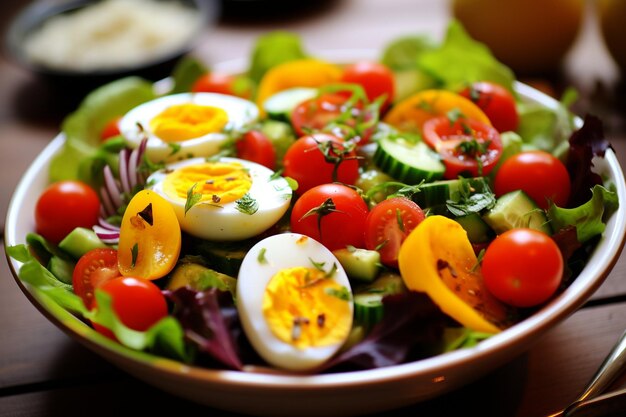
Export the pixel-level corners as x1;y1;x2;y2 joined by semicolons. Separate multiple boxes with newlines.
22;0;202;72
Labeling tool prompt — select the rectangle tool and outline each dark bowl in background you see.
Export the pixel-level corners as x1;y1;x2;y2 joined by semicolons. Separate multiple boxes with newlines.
5;0;218;94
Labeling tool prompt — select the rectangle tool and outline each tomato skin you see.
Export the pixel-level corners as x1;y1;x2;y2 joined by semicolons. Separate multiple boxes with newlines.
35;180;100;244
341;61;395;112
100;117;122;141
290;183;369;251
236;130;276;170
282;133;359;195
290;93;373;143
494;150;571;209
72;248;120;310
191;73;252;98
95;276;168;337
459;82;519;132
482;228;563;307
364;197;425;268
422;116;503;179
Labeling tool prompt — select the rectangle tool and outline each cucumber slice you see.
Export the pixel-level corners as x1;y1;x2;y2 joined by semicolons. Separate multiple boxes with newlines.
353;293;384;329
167;263;237;296
483;190;552;235
455;213;493;243
194;239;255;276
263;87;318;122
411;177;491;213
259;119;296;167
374;134;444;184
333;247;381;282
352;272;407;329
58;227;108;259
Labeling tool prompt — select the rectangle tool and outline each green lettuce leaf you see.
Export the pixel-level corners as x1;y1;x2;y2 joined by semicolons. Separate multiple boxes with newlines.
381;35;437;71
548;185;619;243
7;243;190;362
248;31;307;83
417;20;515;92
516;87;578;153
50;77;156;184
87;290;190;361
169;56;209;94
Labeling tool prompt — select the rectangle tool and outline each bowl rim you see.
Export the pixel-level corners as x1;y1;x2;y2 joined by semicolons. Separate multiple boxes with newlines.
5;0;218;77
4;52;626;394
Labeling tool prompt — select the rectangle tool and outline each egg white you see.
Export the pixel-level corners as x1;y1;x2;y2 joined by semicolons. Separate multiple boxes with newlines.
147;157;292;241
237;233;353;372
120;92;259;163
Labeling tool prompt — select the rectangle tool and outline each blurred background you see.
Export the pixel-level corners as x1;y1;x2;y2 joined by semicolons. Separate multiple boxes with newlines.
1;0;625;125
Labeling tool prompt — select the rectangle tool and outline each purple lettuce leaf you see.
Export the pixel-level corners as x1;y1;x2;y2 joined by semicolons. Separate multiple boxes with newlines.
566;115;612;207
321;292;447;372
166;287;245;371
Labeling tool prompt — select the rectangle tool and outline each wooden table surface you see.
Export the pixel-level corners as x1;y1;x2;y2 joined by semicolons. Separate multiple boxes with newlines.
1;1;626;416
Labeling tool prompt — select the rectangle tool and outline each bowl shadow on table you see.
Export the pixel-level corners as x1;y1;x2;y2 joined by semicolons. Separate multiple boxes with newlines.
38;339;528;417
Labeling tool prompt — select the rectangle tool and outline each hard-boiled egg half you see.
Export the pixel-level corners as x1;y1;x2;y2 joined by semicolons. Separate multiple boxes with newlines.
237;233;354;372
120;93;258;163
147;156;292;241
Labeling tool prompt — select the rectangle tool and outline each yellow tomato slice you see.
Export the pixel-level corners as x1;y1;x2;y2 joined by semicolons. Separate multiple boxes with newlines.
256;58;343;112
398;215;513;333
383;89;491;133
118;190;181;280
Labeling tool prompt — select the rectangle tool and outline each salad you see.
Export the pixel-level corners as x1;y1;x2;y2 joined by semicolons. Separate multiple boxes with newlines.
7;21;620;374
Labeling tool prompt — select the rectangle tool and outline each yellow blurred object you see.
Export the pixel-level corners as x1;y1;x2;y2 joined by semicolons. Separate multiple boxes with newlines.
451;0;584;75
383;89;491;133
597;0;626;74
255;58;342;112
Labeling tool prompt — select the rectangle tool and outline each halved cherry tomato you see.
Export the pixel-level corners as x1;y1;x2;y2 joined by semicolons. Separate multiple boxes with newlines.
94;276;168;338
364;197;425;268
459;81;519;133
191;73;252;98
290;183;369;251
117;190;181;280
236;130;276;170
100;117;122;141
291;93;373;143
35;180;100;244
482;228;563;307
422;116;503;179
494;150;571;209
72;248;120;310
341;61;395;112
282;133;360;195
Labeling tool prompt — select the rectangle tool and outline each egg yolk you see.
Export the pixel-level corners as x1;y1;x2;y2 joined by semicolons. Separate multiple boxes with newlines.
149;103;228;142
162;161;252;204
263;266;352;349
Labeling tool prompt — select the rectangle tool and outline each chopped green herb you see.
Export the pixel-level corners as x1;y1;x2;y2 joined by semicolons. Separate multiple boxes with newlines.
257;248;268;264
131;243;139;268
235;193;259;215
185;183;202;216
168;142;182;156
396;208;405;232
309;258;338;278
325;286;352;301
446;108;464;125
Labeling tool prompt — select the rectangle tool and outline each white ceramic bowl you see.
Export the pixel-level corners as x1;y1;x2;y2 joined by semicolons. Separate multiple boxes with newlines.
5;55;626;416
